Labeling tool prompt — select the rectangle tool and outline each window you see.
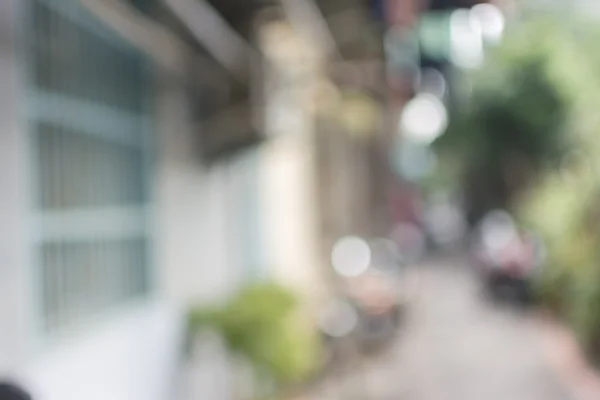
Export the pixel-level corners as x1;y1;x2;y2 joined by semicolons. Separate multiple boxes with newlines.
26;0;153;332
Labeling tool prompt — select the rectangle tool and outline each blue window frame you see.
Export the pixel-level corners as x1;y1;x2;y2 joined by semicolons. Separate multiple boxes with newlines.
24;0;154;333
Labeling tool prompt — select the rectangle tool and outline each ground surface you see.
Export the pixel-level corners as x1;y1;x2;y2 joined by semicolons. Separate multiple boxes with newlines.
301;258;576;400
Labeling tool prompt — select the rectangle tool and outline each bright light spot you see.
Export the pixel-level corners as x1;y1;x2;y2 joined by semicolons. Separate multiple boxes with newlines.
331;236;371;277
470;4;505;44
319;300;358;338
419;68;447;99
481;210;517;253
400;94;448;144
450;9;484;69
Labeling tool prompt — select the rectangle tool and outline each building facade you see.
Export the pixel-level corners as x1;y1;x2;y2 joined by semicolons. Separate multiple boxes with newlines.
0;1;390;399
1;0;261;399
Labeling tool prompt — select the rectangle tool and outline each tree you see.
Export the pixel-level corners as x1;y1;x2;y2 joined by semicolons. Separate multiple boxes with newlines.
436;15;572;224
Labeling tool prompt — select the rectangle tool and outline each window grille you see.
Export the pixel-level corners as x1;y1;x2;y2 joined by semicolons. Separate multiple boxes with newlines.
25;0;153;332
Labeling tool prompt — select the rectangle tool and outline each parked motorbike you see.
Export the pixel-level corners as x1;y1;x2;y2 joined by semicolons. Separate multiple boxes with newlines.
471;211;545;303
349;270;402;352
320;236;410;362
318;275;401;366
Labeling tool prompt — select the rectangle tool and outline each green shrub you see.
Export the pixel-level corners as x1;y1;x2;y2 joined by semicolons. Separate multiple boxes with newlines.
534;263;571;313
566;265;600;354
187;282;321;396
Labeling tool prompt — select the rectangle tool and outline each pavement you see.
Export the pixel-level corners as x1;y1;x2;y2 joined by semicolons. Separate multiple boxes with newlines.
298;258;582;400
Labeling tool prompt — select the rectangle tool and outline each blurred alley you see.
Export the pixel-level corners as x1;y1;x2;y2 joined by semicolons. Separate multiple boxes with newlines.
3;0;600;399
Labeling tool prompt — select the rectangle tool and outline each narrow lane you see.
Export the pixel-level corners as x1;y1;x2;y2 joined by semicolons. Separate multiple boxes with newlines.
303;258;575;400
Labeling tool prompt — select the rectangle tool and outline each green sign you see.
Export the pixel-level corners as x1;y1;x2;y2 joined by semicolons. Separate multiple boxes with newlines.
418;11;453;61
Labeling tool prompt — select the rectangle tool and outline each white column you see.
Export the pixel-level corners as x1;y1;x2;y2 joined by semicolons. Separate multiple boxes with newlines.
257;20;330;315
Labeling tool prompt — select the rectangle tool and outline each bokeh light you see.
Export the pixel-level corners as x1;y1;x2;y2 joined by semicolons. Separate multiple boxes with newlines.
450;8;484;69
480;210;518;253
470;4;505;45
400;93;448;144
318;299;359;338
331;236;371;277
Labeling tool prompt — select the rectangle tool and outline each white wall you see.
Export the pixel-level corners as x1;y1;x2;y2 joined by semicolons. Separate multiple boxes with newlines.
0;0;32;375
154;76;242;307
22;303;183;400
0;1;258;397
152;70;261;400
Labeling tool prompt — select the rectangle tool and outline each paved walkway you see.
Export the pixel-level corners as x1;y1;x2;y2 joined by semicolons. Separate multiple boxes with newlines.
301;259;576;400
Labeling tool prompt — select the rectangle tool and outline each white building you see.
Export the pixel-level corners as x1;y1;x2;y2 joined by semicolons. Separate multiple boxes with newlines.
0;0;266;399
0;0;386;398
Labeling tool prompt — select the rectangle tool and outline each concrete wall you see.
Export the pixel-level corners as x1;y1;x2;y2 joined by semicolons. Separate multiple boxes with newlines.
23;303;183;400
153;69;261;400
154;75;243;307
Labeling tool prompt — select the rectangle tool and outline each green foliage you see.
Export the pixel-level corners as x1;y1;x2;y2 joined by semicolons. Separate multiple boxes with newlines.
440;11;600;356
566;266;600;351
436;15;582;222
522;173;600;352
187;282;320;393
534;261;571;314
